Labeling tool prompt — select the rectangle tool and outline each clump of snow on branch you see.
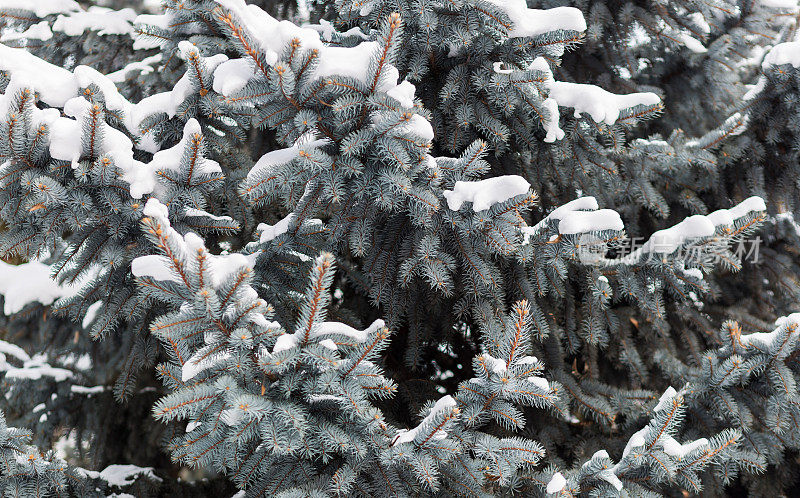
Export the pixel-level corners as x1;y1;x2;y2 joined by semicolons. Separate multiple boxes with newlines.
257;213;296;243
524;57;661;142
762;41;800;69
547;81;661;125
181;350;232;382
131;199;255;288
739;312;800;348
546;471;567;494
1;21;53;42
0;44;78;106
272;319;386;353
212;59;254;96
483;0;586;38
246;139;329;183
393;395;457;446
522;197;623;241
2;354;73;382
52;6;136;37
0;0;79;17
77;464;161;487
443;175;530;211
0;260;80;315
0;44;232;198
140;118;222;199
705;196;766;227
215;0;387;89
107;53;163;82
618;196;765;261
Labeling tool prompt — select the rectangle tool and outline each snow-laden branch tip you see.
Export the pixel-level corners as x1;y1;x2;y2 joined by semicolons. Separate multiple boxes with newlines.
548;81;661;126
52;6;136;37
483;0;586;38
393;395;457;446
522;197;623;242
213;0;427;136
443;175;531;212
617;196;765;261
762;41;800;70
739;312;800;348
215;0;409;96
522;57;661;142
0;43;227;199
0;0;79;17
271;319;385;353
0;259;88;315
132;198;257;288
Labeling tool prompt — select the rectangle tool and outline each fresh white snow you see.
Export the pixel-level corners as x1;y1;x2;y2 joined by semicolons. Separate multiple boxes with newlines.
140;118;222;199
212;58;255;96
0;44;78;107
547;81;661;125
546;471;567;494
393;395;457;446
618;196;766;261
132;199;256;289
52;7;136;37
257;213;296;243
71;385;106;394
557;209;624;235
0;260;77;314
1;21;53;42
246;139;328;182
527;376;550;391
443;175;530;212
660;435;708;458
740;312;800;348
272;319;385;353
483;1;586;38
763;41;800;69
706;196;766;227
386;80;417;108
215;0;381;87
481;354;508;374
3;354;73;382
79;464;161;487
0;340;30;362
0;0;79;17
82;301;103;329
522;197;623;241
181;350;232;382
107;54;163;82
653;386;677;411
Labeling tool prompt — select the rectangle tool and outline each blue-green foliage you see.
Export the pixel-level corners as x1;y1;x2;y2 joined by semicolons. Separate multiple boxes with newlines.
0;0;797;496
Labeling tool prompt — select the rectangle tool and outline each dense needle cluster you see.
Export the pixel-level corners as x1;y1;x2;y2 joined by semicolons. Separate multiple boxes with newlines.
0;0;799;496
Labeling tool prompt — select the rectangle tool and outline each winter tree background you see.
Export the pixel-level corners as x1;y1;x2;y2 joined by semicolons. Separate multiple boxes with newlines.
0;0;799;495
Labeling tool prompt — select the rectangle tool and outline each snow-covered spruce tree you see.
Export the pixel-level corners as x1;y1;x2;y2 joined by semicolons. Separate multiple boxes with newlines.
0;0;798;495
